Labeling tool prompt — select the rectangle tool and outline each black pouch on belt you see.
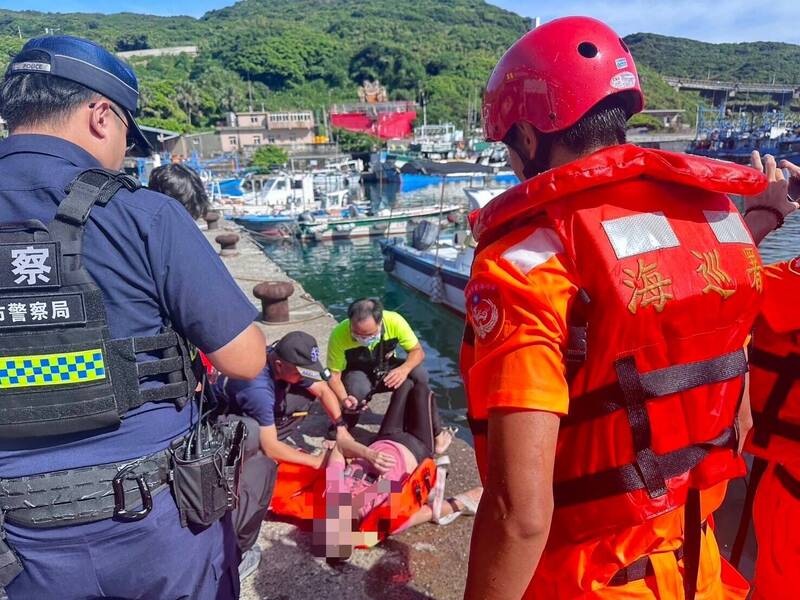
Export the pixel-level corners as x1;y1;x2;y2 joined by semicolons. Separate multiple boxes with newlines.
169;419;247;528
0;515;22;588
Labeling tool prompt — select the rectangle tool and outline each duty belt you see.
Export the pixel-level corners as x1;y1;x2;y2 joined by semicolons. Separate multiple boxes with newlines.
0;450;170;528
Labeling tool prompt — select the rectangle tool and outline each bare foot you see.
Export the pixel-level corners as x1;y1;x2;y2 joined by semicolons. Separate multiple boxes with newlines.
434;428;454;454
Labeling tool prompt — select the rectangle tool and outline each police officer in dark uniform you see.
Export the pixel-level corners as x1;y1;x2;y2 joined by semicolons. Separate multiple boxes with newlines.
0;36;266;599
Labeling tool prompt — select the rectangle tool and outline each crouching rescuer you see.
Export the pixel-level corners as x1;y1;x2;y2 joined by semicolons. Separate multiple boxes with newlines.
461;17;768;599
0;35;266;599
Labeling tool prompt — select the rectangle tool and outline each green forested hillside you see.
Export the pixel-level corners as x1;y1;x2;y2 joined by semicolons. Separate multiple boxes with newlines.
625;33;800;83
0;3;796;134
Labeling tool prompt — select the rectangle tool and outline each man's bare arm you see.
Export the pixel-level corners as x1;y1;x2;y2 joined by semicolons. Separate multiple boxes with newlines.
464;408;560;600
308;381;344;421
207;323;266;380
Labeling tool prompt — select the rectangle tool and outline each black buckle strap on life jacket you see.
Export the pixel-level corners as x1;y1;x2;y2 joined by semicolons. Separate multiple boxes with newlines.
563;349;749;427
616;355;667;499
749;348;800;448
0;450;170;528
565;288;590;382
730;456;769;568
683;488;701;600
775;463;800;499
553;426;737;507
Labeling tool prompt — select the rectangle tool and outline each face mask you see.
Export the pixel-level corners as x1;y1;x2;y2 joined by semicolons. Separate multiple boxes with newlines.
353;333;380;347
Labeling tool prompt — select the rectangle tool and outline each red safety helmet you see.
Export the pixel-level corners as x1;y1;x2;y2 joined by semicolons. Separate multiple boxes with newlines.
483;16;645;142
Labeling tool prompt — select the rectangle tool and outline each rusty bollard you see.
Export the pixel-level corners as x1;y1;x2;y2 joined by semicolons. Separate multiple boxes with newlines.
204;211;221;231
215;232;240;257
253;281;295;323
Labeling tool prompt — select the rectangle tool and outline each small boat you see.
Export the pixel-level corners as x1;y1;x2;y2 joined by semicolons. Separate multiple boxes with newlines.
380;225;474;315
298;204;461;242
231;214;297;239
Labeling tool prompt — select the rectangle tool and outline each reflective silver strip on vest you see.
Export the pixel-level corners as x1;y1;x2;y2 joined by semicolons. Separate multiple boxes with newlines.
704;210;753;244
601;212;680;259
501;228;565;275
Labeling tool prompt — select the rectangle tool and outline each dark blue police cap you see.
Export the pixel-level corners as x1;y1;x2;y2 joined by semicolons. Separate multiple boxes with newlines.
6;35;151;152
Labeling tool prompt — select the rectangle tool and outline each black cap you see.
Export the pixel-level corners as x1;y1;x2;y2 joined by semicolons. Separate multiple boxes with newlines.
6;35;152;152
274;331;329;382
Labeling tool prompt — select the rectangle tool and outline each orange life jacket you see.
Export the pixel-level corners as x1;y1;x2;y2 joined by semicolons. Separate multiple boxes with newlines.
467;144;767;544
270;457;437;546
745;257;800;466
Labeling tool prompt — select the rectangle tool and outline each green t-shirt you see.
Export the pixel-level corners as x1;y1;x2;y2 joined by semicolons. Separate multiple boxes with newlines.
327;310;419;373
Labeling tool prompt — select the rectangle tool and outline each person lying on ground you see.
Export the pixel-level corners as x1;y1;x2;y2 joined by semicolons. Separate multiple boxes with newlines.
313;378;480;559
210;331;379;578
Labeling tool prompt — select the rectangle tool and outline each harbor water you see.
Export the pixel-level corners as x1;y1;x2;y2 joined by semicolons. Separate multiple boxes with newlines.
260;185;800;429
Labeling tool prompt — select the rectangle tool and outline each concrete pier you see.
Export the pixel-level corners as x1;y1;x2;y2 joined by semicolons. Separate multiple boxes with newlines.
203;224;480;599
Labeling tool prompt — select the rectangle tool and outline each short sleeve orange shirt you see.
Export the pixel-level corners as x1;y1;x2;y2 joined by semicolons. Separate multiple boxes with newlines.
464;223;578;420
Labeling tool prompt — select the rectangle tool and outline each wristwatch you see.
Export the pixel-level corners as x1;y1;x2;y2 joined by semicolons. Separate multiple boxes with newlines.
333;416;348;429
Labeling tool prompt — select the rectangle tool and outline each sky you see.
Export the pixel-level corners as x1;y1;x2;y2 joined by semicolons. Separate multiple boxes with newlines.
0;0;798;45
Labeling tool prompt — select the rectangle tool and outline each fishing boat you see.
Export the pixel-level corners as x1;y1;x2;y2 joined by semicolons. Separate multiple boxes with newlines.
231;214;298;240
688;108;800;164
298;204;461;242
380;225;473;315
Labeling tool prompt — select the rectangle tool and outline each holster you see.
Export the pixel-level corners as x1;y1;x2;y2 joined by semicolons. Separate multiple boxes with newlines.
0;521;22;588
169;419;247;528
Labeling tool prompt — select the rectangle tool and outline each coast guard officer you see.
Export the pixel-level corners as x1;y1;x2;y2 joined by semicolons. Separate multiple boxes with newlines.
0;36;265;599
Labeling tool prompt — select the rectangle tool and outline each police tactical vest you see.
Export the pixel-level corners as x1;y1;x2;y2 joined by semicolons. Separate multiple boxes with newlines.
0;169;196;439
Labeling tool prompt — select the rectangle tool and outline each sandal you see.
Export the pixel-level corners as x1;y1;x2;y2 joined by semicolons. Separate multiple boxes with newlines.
434;489;483;526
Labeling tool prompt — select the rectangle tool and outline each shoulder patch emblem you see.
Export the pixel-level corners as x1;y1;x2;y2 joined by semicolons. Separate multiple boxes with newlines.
466;281;504;343
789;256;800;276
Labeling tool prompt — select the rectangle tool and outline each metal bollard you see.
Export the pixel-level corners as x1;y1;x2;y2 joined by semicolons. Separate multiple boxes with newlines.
215;232;240;257
253;281;295;323
204;211;221;231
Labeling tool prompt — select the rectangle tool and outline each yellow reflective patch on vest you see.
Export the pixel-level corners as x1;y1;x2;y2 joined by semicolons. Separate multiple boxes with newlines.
0;349;106;389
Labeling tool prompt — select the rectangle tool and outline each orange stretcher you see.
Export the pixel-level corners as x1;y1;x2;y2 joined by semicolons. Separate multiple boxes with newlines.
269;457;437;546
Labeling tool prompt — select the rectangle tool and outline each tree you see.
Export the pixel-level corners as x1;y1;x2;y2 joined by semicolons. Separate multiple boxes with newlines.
115;33;149;52
251;145;288;169
349;43;425;93
175;82;201;128
333;128;381;153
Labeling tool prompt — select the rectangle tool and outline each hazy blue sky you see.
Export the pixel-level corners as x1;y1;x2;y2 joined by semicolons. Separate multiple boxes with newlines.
2;0;798;44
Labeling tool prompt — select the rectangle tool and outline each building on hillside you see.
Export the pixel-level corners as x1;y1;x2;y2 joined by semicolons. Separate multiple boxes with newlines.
217;110;316;155
116;46;199;59
331;79;418;140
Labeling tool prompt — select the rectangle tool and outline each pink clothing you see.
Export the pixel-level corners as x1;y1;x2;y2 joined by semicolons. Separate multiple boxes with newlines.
326;440;410;524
